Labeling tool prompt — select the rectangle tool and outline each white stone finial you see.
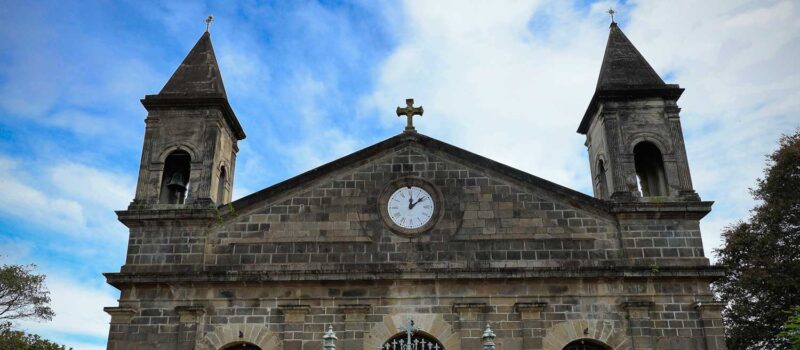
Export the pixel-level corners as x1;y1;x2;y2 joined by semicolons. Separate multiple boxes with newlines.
482;323;496;350
323;325;337;350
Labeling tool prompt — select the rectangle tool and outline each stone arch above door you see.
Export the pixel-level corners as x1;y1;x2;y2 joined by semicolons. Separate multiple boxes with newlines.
200;324;281;350
542;320;630;350
364;313;460;350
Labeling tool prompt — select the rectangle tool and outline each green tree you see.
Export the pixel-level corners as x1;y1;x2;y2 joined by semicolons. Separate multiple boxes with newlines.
781;306;800;350
0;263;54;322
0;322;70;350
0;261;70;349
715;129;800;349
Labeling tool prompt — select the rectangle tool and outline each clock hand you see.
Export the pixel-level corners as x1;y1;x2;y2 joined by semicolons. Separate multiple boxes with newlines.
409;197;425;209
408;196;413;209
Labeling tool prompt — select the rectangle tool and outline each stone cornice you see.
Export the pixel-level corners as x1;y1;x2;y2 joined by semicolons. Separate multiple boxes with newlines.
141;95;245;140
104;265;724;288
116;208;219;228
104;306;137;324
610;201;713;220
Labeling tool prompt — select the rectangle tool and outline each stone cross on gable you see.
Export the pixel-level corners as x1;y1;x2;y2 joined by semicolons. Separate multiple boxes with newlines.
396;98;424;133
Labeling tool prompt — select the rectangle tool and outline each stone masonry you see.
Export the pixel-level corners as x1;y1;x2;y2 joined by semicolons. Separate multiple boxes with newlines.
104;21;726;350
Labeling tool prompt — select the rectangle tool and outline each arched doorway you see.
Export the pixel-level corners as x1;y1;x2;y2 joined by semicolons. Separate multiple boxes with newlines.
222;342;262;350
381;332;444;350
562;339;610;350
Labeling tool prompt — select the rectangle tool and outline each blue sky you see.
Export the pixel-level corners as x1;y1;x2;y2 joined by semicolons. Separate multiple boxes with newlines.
1;1;798;349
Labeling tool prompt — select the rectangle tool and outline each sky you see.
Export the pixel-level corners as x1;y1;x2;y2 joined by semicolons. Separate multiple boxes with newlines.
0;0;797;349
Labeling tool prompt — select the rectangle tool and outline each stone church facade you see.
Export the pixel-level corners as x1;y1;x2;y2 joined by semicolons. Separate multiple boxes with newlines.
104;22;726;350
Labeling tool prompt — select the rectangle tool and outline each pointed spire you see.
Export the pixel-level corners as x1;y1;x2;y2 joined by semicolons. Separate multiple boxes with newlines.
159;31;228;98
142;29;245;140
577;22;683;134
595;23;665;91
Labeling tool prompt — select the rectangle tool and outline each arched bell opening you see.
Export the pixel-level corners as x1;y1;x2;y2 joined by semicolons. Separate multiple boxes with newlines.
562;338;611;350
381;331;444;350
633;141;668;197
217;165;228;205
221;342;262;350
159;150;191;204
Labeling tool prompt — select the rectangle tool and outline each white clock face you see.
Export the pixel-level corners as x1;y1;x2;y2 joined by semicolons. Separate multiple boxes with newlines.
387;186;435;229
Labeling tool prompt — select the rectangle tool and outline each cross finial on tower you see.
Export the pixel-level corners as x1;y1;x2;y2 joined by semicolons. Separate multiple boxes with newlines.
205;15;214;32
607;8;616;24
396;98;424;133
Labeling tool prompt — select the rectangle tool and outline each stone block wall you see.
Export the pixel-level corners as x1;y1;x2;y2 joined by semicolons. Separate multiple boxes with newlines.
106;278;724;350
585;97;696;200
132;107;238;207
119;144;710;275
618;218;707;266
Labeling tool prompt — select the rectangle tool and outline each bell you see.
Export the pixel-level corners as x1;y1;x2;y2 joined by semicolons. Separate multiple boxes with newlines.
166;172;187;191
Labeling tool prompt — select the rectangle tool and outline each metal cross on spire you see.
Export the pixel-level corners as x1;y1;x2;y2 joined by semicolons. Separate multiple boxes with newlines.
205;15;214;32
607;8;616;23
396;98;424;133
399;319;417;350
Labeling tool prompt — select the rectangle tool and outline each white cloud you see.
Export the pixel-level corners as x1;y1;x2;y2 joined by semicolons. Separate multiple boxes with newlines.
0;157;86;230
362;0;799;258
0;155;133;239
362;0;610;191
49;163;133;212
17;276;115;350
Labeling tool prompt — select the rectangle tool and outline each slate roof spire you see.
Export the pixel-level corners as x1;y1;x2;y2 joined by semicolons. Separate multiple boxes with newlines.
595;22;665;91
158;31;228;98
142;30;245;140
577;22;683;134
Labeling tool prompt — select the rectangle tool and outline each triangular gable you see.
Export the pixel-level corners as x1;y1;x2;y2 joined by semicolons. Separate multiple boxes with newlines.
225;132;608;217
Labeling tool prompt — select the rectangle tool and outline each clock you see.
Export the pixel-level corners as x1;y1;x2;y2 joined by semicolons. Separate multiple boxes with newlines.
378;177;443;236
387;186;434;229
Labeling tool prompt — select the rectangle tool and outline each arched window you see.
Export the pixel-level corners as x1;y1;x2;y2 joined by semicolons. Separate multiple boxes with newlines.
595;159;608;199
217;165;227;205
563;339;610;350
222;343;261;350
159;150;191;204
381;332;444;350
633;142;668;197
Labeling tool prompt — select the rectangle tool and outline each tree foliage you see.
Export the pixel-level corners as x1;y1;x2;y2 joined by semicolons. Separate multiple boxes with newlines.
0;322;71;350
715;129;800;349
0;263;54;322
781;306;800;350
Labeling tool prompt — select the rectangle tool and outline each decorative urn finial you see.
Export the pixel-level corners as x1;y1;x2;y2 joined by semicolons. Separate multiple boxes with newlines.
323;325;337;350
482;323;496;350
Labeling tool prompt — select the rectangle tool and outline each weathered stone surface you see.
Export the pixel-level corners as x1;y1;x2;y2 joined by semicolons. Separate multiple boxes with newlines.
104;23;725;350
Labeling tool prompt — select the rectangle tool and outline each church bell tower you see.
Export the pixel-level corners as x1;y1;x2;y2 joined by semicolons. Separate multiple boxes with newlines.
130;30;245;208
579;21;699;202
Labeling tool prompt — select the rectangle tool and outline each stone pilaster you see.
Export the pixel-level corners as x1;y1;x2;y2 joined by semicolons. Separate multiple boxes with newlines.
342;304;371;350
454;302;487;349
342;304;371;322
623;301;654;350
175;305;205;350
105;306;137;324
453;303;486;327
280;304;311;324
515;302;547;350
104;306;137;350
694;302;727;350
